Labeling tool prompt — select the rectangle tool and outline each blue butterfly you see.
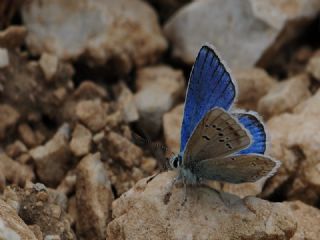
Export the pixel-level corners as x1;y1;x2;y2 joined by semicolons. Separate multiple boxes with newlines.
169;44;280;185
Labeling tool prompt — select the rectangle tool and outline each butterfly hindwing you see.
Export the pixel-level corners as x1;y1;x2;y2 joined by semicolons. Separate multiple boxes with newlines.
193;154;280;184
180;45;236;152
234;112;267;155
183;108;251;167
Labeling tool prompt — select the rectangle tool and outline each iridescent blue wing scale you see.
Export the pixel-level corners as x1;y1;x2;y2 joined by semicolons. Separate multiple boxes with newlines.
180;45;236;152
234;112;267;155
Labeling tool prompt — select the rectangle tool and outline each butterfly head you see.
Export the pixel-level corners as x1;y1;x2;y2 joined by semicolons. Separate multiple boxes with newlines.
169;154;183;169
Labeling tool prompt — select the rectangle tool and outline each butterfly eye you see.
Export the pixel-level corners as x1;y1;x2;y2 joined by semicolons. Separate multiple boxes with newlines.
173;158;179;168
170;155;182;169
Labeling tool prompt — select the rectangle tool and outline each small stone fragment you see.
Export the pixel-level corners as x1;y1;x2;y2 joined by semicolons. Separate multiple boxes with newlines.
116;83;139;123
234;68;276;110
135;87;174;138
30;124;72;187
39;53;59;81
104;131;143;167
73;81;107;99
70;124;92;157
258;74;311;118
75;99;107;132
5;140;28;159
0;153;34;191
135;65;185;97
163;104;183;153
0;48;9;68
306;52;320;81
0;199;38;240
3;185;75;239
18;123;38;147
134;65;185;137
76;153;113;240
140;157;157;174
0;26;27;49
0;104;20;140
57;171;77;195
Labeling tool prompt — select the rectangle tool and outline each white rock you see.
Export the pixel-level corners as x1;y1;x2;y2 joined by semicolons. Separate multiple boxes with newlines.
70;124;92;157
306;53;320;81
163;104;183;153
134;65;185;137
117;83;139;123
22;0;167;71
258;74;311;118
164;0;320;68
76;153;113;240
234;68;276;110
263;90;320;203
39;53;59;81
0;48;9;68
30;124;71;186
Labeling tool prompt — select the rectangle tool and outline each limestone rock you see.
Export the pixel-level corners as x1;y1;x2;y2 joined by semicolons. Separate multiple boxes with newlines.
5;140;28;159
135;65;185;137
306;52;320;81
0;26;27;49
75;99;107;132
76;153;113;240
104;131;143;168
263;90;320;203
116;83;139;123
163;104;183;153
73;81;108;100
0;199;37;240
285;201;320;240
0;104;20;140
70;124;92;157
0;48;9;68
234;68;276;110
258;74;311;118
0;153;34;192
21;0;167;72
135;65;185;95
30;124;72;187
107;172;296;240
39;53;59;81
3;184;75;239
18;123;38;148
250;0;320;30
164;0;320;68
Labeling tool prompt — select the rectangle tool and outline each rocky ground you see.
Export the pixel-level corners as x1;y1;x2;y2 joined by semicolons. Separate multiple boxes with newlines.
0;0;320;239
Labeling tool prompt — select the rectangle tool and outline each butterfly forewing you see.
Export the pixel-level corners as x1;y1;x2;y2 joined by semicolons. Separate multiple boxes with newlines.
193;154;280;184
183;108;251;166
180;45;236;152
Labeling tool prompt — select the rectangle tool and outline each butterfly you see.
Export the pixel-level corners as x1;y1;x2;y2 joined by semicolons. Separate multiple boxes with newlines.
169;44;281;186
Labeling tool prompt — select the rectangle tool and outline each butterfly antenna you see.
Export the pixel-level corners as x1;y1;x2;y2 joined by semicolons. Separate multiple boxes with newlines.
131;127;175;171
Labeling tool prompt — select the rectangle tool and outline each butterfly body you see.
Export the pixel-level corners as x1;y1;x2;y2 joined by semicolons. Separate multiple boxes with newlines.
169;44;280;186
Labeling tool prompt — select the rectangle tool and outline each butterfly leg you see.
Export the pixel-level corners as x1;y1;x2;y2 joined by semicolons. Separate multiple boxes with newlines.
181;176;188;206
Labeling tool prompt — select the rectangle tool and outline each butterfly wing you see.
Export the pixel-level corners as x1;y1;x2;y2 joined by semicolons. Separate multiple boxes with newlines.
234;112;267;154
180;44;236;152
183;108;251;167
193;154;280;183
